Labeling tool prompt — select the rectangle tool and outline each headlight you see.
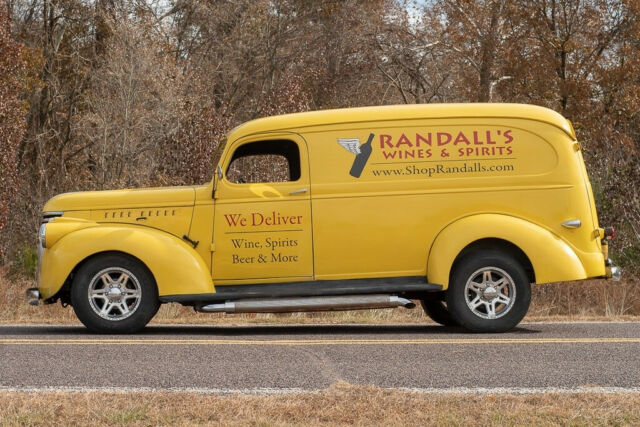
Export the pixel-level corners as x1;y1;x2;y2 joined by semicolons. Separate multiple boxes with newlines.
38;223;46;248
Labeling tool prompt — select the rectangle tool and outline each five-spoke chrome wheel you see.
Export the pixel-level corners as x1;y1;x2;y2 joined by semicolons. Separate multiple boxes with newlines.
88;267;142;321
464;267;515;320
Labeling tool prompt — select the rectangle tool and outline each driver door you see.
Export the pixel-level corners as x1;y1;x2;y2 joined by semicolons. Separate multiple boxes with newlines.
212;133;313;283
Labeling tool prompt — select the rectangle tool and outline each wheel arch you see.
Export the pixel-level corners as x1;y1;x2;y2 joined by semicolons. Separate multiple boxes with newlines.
427;214;587;289
451;238;535;285
39;225;214;300
48;250;157;305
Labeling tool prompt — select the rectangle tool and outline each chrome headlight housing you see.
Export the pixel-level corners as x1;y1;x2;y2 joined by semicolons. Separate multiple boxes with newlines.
37;211;62;287
36;223;46;287
38;223;46;249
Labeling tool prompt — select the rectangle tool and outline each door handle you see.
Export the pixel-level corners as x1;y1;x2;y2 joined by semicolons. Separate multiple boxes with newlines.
289;188;307;195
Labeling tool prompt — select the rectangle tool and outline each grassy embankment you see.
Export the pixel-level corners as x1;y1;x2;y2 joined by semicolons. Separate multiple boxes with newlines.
2;267;639;324
1;383;639;425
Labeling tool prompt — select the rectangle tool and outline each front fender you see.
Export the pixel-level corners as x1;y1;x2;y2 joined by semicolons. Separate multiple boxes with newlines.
40;224;214;299
427;214;587;289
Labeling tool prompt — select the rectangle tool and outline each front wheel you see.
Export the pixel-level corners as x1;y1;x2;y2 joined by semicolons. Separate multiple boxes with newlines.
71;254;160;334
446;250;531;333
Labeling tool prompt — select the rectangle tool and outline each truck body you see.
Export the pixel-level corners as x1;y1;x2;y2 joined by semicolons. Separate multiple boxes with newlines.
29;104;620;333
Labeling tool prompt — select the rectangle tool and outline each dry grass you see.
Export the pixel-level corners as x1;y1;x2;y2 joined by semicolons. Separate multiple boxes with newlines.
2;266;639;325
1;383;639;426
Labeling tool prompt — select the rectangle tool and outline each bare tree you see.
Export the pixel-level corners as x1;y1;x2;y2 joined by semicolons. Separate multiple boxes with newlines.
77;13;185;189
0;6;30;259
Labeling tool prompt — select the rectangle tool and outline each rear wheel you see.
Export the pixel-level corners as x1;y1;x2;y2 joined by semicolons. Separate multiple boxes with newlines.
446;250;531;333
71;254;160;334
420;294;458;326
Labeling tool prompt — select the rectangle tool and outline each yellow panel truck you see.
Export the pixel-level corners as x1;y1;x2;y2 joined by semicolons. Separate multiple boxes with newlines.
27;104;621;333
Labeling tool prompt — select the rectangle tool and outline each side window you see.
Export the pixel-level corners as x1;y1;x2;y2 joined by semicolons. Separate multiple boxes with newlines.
226;140;301;184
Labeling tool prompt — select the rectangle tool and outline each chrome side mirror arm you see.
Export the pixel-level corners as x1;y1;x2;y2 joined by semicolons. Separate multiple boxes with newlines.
213;165;223;198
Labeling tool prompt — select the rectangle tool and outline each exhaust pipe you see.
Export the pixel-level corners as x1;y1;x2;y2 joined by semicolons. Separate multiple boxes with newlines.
197;294;415;313
26;288;40;306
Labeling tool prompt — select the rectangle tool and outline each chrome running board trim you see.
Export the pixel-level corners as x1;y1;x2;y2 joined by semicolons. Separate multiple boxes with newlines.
196;294;415;313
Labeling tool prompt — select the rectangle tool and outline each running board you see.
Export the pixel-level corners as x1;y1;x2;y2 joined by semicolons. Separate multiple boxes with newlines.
196;294;415;314
161;277;442;304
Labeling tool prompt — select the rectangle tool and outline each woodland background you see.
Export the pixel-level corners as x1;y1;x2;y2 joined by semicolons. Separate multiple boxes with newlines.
1;0;639;317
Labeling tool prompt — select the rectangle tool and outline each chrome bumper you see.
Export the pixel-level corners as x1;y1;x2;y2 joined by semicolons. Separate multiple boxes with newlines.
26;288;40;306
605;259;622;282
609;266;622;282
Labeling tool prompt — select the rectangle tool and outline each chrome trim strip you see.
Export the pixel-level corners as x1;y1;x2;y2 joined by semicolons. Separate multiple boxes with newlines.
197;295;416;313
42;211;64;224
43;211;64;218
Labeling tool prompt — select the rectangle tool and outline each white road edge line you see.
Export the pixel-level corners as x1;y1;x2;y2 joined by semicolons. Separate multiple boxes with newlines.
1;386;640;395
398;386;640;395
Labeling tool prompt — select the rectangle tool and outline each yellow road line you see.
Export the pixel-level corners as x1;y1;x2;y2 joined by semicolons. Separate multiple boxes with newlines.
1;338;639;346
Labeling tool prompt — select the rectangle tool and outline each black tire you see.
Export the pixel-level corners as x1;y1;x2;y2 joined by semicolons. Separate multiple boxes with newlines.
445;250;531;333
71;253;160;334
420;294;458;326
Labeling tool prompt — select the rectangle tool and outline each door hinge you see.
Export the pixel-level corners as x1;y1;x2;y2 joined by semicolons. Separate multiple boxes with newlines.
210;243;216;252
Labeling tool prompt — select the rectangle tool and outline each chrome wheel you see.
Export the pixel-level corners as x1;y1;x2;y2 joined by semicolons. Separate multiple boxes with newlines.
464;267;516;320
88;267;142;321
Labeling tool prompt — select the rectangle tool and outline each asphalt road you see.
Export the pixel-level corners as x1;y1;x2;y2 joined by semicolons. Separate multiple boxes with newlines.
1;322;639;393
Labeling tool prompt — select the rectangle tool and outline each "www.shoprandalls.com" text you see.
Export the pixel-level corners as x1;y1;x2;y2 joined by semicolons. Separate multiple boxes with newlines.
371;162;515;178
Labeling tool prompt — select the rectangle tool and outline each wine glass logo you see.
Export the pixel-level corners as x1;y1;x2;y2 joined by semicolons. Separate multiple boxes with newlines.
338;133;375;178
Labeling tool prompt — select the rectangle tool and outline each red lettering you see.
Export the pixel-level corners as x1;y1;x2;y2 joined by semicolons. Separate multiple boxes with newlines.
382;151;398;159
504;129;513;144
481;147;490;155
396;133;412;147
224;214;246;227
453;131;471;145
416;133;432;147
380;134;393;148
437;132;452;146
473;131;484;145
251;213;264;226
486;131;496;144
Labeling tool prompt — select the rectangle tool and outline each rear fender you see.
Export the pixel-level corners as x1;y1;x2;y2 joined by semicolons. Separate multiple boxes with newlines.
40;224;214;299
427;214;586;289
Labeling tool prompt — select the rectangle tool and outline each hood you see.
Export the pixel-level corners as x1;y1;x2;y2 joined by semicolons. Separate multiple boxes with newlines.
43;186;197;212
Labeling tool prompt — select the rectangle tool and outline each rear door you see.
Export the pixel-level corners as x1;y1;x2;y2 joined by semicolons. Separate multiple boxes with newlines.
212;133;313;283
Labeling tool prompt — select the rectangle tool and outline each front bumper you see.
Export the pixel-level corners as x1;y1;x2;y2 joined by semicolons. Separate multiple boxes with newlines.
26;288;40;306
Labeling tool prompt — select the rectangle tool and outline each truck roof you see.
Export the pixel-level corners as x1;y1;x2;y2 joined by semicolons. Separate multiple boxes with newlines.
226;103;575;141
